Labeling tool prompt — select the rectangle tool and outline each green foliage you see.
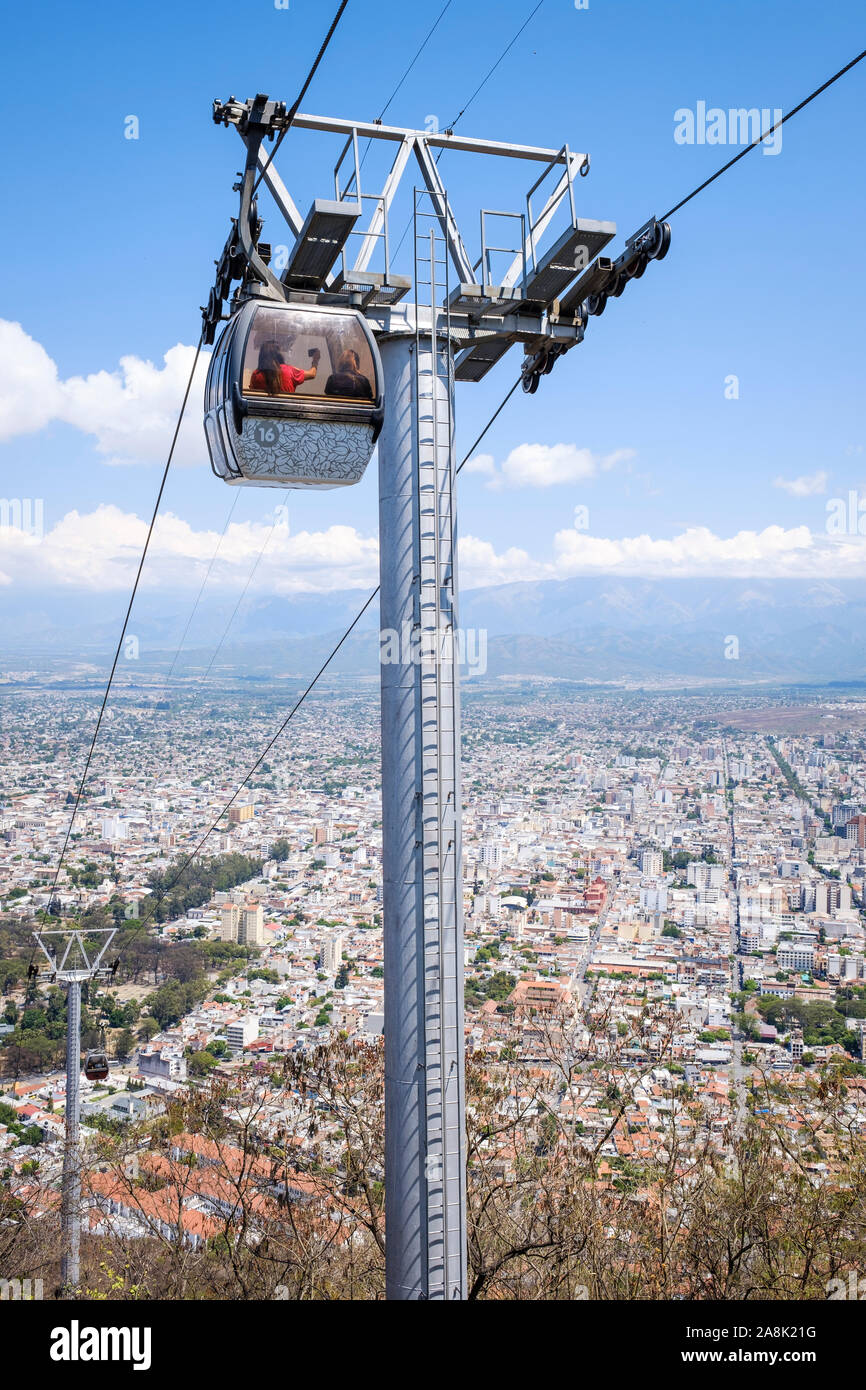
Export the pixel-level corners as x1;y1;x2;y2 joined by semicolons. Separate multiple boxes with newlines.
756;994;860;1051
188;1050;219;1077
465;970;516;1008
144;977;209;1029
248;968;280;985
141;852;263;925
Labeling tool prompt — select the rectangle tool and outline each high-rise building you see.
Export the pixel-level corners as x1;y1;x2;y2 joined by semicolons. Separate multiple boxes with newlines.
688;862;726;890
479;842;504;869
228;803;254;824
846;815;866;849
239;902;264;946
832;800;859;831
638;849;663;877
220;904;240;942
320;934;343;973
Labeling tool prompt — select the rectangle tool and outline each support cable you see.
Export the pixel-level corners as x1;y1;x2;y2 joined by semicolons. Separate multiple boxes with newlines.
47;335;204;905
254;0;352;194
113;378;522;962
376;0;454;126
187;491;290;708
661;47;866;221
356;0;455;178
446;0;546;131
150;490;241;711
390;0;548;263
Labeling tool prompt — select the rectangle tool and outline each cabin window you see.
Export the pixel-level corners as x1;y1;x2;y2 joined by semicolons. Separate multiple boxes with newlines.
242;308;376;403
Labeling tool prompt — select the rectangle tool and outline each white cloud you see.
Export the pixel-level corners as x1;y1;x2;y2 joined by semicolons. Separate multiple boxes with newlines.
0;321;63;440
0;321;638;488
773;470;828;497
460;523;866;583
0;319;210;467
5;507;866;600
59;344;210;467
485;442;635;489
462;452;496;476
457;535;546;587
552;523;826;577
0;505;379;594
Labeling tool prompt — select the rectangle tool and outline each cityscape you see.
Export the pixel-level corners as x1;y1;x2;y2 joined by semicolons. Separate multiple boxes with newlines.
3;677;866;1299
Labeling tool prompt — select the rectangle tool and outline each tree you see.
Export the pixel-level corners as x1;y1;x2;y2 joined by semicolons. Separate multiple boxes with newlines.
188;1050;219;1077
115;1028;135;1060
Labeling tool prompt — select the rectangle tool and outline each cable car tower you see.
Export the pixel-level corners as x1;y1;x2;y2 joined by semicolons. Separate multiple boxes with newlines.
31;925;117;1293
204;94;670;1300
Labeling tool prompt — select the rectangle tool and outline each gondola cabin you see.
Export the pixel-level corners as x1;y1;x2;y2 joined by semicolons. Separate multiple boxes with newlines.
84;1050;110;1082
204;298;383;489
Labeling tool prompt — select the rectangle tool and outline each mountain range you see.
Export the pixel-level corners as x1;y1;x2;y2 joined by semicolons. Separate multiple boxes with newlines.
3;577;866;684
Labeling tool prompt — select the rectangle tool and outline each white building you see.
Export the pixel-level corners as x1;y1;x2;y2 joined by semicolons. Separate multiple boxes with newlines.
320;935;343;973
638;850;663;877
239;901;265;946
226;1017;259;1052
777;942;814;973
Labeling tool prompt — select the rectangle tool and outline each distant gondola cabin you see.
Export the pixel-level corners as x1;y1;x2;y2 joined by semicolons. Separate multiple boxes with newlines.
84;1050;110;1082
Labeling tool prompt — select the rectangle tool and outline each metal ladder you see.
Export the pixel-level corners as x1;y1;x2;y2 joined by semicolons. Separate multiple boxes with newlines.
412;186;465;1299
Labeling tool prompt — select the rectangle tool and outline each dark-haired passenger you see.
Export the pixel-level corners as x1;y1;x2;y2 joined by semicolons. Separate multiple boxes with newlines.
250;340;321;394
324;348;373;399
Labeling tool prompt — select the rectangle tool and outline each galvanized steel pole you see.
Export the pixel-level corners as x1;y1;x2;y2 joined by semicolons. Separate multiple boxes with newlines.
378;330;467;1300
61;977;82;1293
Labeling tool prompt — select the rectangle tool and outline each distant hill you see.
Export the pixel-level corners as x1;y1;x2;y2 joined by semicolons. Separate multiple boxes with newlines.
5;577;866;683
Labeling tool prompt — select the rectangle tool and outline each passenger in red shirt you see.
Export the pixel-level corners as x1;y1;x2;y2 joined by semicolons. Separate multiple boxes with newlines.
250;340;320;394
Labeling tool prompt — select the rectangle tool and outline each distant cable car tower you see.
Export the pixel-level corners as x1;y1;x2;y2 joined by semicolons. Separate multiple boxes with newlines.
31;926;118;1293
204;93;669;1299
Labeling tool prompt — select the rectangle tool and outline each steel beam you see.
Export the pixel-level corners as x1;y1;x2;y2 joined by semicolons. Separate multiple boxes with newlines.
287;112;582;164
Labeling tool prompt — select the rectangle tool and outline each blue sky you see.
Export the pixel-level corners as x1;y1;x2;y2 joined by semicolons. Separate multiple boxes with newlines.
1;0;865;605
